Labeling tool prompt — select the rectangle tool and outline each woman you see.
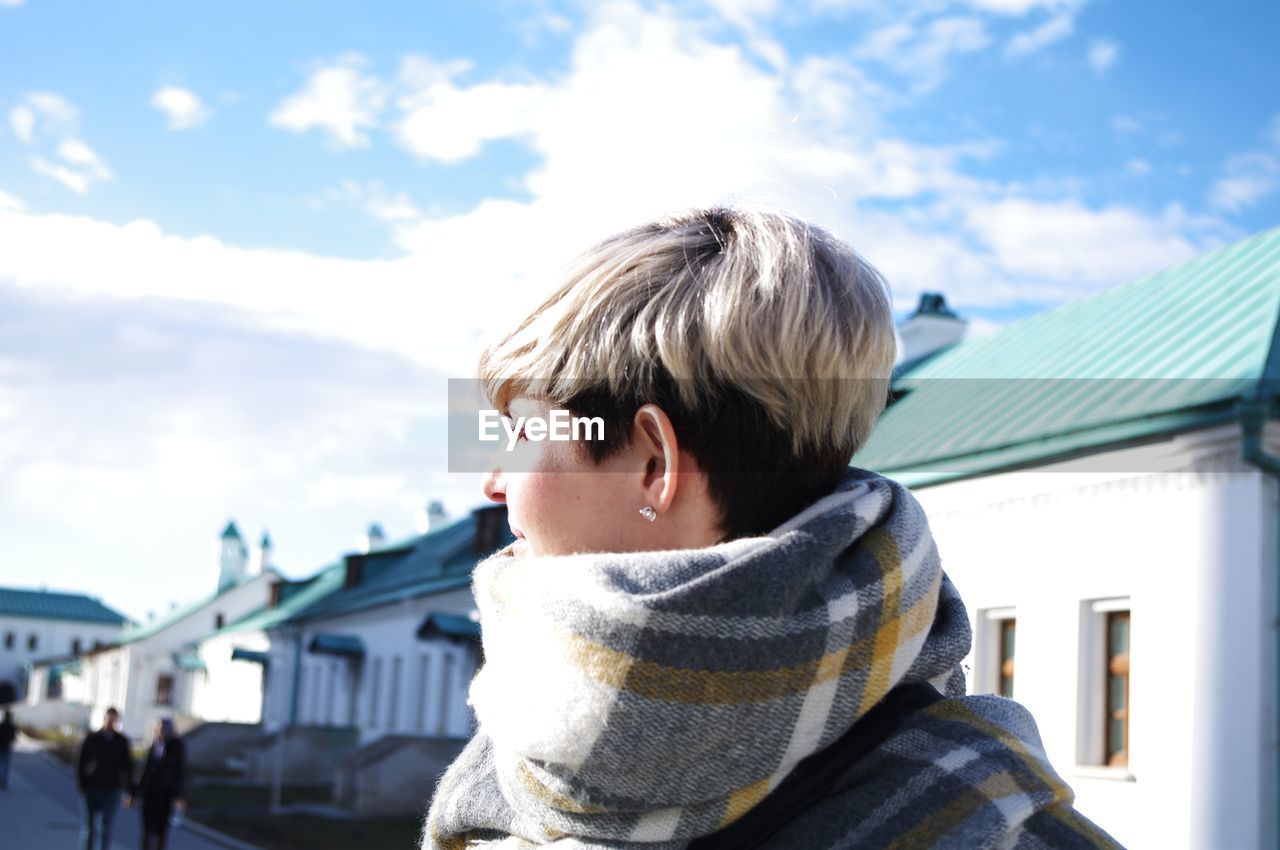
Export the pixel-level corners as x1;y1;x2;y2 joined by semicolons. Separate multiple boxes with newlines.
133;717;186;850
425;208;1123;849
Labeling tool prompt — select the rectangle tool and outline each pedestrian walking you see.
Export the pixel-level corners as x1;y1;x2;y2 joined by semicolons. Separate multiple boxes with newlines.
0;709;16;790
132;717;186;850
77;706;134;850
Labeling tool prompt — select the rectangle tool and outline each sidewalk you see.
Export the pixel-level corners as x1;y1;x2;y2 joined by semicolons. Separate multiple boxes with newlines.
0;735;259;850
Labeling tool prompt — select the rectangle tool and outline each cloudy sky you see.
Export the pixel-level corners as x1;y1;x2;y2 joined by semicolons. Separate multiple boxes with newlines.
1;0;1277;623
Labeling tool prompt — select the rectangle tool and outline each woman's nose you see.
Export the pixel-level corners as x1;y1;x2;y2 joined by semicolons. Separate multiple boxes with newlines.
482;467;506;503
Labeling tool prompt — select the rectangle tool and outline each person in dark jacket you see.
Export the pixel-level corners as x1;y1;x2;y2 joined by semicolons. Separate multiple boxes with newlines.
77;707;134;850
0;709;16;790
133;717;186;850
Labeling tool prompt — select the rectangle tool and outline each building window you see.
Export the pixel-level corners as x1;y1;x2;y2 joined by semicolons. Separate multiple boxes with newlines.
388;656;402;730
1077;598;1131;769
368;657;383;729
27;634;38;651
439;653;455;735
155;673;175;707
1105;611;1130;767
416;655;432;732
215;612;225;630
325;661;338;726
71;638;82;654
4;632;13;650
998;618;1016;698
977;608;1015;697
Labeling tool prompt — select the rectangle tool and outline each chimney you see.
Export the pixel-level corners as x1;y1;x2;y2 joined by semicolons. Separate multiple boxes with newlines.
414;500;449;534
473;505;507;557
344;553;366;590
896;292;967;369
217;520;249;593
251;531;274;575
359;523;387;554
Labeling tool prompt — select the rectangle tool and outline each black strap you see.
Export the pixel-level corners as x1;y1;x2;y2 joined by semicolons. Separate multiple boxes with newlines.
687;682;945;850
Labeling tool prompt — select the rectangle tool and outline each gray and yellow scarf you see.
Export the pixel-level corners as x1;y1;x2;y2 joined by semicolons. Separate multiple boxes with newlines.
423;468;1122;849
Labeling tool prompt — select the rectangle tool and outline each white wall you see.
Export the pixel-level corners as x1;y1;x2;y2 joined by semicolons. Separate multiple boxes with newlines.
190;628;270;724
910;425;1278;850
0;615;122;701
263;585;479;745
76;571;278;738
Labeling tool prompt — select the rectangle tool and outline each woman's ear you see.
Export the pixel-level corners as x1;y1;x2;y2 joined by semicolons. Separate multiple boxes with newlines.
631;404;680;516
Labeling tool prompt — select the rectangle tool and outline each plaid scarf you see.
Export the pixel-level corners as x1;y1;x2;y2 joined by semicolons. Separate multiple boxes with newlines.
423;469;1120;850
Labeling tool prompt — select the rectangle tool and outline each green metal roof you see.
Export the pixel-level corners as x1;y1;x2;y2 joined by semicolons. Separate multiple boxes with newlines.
211;560;348;637
856;226;1280;484
0;587;128;626
221;521;242;540
285;510;512;625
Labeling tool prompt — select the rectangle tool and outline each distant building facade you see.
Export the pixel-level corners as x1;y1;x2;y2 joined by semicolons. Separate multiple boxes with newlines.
0;587;127;705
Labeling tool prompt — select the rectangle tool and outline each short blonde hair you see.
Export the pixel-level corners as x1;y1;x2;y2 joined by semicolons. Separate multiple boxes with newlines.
480;206;897;536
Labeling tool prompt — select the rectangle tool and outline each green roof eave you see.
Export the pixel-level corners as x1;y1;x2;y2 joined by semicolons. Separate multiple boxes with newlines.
870;404;1239;489
173;651;207;672
231;647;270;665
309;633;365;657
417;612;481;641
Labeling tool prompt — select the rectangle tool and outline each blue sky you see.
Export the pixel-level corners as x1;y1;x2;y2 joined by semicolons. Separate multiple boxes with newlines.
1;0;1277;622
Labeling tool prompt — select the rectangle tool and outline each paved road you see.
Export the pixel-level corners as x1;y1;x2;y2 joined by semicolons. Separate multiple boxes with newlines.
0;735;257;850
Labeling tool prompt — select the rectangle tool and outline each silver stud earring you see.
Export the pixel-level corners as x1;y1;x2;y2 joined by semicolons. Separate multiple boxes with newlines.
639;506;658;522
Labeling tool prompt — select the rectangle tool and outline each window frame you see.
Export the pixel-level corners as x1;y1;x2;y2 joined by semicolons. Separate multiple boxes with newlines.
976;607;1016;697
155;672;175;707
1076;597;1133;777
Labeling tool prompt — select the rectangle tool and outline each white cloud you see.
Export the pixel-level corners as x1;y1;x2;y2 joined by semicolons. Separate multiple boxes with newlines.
30;139;113;195
1110;115;1143;136
31;157;90;194
856;16;990;93
0;0;25;7
0;1;1218;367
269;55;385;149
0;189;24;212
961;0;1078;14
395;56;548;163
9;92;78;144
1005;13;1073;57
150;86;211;130
1126;158;1151;176
1207;115;1280;213
9;105;35;143
1209;153;1280;213
962;198;1202;285
1087;38;1118;73
7;92;112;193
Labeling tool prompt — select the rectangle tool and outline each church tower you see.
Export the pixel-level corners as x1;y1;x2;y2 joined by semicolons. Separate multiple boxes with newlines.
218;520;249;592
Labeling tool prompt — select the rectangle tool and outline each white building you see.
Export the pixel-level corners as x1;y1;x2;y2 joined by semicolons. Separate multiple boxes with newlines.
28;521;281;738
856;225;1280;850
259;507;509;744
0;588;127;706
189;556;346;725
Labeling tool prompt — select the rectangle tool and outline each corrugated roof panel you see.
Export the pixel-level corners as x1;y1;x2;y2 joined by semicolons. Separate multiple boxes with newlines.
0;587;128;625
859;227;1280;478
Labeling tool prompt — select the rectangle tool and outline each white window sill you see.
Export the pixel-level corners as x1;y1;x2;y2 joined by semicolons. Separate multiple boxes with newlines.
1072;765;1136;783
